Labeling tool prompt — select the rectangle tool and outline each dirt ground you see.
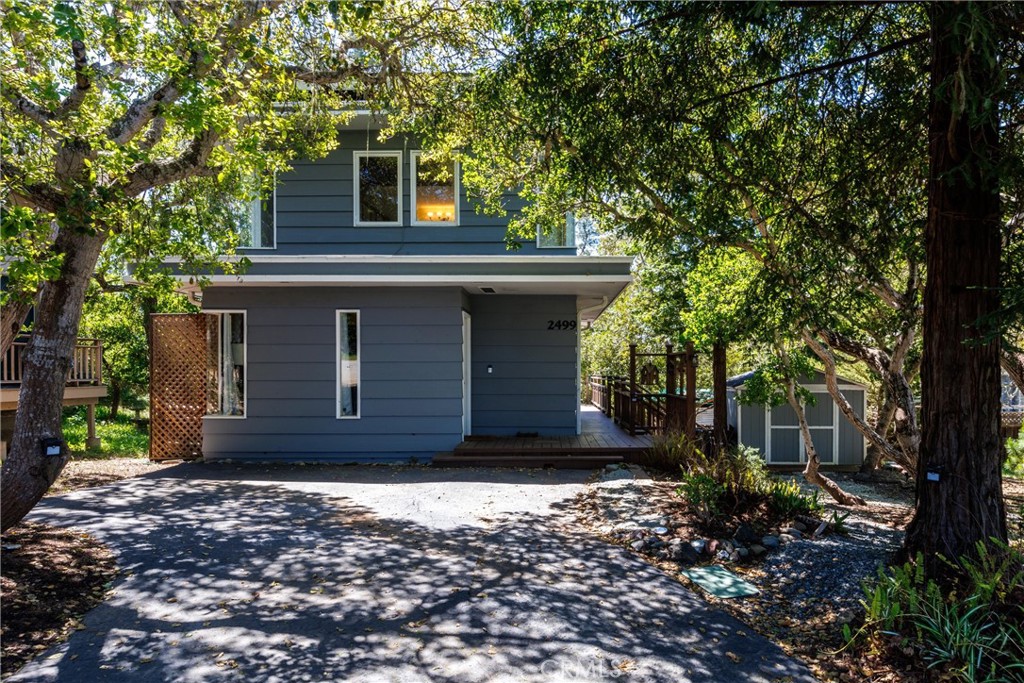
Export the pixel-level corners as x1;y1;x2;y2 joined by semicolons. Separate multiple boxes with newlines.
47;457;172;496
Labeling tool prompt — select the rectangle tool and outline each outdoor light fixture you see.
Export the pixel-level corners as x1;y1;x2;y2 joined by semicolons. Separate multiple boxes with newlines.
40;437;63;457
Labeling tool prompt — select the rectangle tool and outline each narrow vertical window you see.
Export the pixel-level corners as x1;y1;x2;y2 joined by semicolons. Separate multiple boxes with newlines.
411;151;458;225
337;310;360;418
205;311;246;417
537;212;576;249
242;175;275;248
354;152;402;226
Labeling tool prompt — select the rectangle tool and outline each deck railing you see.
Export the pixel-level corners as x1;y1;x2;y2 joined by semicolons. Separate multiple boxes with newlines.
590;374;675;436
1;337;103;387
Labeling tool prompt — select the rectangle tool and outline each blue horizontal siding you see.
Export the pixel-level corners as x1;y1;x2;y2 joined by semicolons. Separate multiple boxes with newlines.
470;294;578;436
200;286;466;461
256;131;574;256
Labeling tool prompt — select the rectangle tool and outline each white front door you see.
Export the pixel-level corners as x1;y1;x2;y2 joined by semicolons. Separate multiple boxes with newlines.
462;311;472;438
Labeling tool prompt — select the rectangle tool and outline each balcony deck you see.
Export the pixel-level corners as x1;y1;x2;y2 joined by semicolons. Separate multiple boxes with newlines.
1;337;107;410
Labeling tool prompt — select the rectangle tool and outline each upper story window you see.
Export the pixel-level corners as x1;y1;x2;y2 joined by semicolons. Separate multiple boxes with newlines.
354;151;402;226
537;213;576;249
242;175;275;249
411;151;459;226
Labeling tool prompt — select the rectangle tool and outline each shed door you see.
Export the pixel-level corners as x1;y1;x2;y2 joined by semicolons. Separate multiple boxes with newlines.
150;313;213;462
805;392;836;464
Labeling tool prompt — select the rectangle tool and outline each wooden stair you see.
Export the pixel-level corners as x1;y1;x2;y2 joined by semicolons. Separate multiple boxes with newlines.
432;451;626;469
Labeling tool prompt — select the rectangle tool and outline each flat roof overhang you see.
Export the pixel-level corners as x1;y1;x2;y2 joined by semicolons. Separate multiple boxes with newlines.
167;255;634;323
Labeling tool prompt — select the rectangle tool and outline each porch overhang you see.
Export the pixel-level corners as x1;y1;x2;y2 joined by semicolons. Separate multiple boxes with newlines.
167;255;634;323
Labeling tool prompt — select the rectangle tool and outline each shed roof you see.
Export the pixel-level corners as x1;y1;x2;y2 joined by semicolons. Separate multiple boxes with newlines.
727;369;867;389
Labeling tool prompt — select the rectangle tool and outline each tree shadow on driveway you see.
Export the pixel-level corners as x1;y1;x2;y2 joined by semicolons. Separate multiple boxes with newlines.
10;464;817;682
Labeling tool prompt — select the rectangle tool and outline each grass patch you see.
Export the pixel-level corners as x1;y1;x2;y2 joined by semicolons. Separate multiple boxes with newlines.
62;405;148;459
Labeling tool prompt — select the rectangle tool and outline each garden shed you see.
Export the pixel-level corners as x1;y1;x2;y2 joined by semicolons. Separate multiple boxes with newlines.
726;370;868;468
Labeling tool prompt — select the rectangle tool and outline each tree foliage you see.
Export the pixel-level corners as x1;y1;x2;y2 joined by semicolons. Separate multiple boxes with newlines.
0;0;480;531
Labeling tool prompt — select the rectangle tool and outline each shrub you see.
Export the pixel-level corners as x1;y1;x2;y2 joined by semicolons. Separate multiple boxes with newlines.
1006;437;1024;478
766;479;823;518
849;543;1024;683
677;473;725;525
642;432;707;473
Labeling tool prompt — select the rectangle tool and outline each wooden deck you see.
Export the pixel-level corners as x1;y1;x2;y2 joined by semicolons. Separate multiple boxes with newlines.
434;405;652;468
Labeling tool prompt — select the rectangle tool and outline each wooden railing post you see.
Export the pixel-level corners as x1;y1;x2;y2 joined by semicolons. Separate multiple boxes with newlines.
629;344;638;436
665;343;679;434
713;340;727;456
95;340;103;385
685;342;697;442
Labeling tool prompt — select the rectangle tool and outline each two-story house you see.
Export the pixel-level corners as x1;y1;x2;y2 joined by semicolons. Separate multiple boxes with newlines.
158;116;633;462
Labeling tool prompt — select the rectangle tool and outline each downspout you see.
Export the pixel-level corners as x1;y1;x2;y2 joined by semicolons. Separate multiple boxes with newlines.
577;296;609;329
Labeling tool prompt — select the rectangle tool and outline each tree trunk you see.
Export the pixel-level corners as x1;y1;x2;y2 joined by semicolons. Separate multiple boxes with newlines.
1002;347;1024;395
108;380;122;422
1;296;33;358
784;377;867;506
811;329;922;474
862;390;897;474
902;3;1006;580
0;227;106;532
712;340;728;453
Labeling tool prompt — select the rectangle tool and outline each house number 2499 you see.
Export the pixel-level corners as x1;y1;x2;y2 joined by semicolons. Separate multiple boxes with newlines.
547;320;577;330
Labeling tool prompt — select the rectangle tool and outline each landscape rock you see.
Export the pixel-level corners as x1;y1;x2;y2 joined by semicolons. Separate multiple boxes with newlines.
779;533;796;544
707;539;719;554
601;469;635;482
761;535;780;549
653;526;669;536
781;528;803;539
750;544;767;556
671;543;700;565
736;547;750;559
690;539;706;554
734;523;759;545
792;521;808;532
630;539;646;551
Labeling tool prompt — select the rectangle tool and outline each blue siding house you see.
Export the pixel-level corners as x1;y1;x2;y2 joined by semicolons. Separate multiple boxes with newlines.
167;120;632;462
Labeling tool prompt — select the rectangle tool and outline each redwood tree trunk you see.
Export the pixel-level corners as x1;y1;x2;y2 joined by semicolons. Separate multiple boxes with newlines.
0;228;106;531
902;3;1006;578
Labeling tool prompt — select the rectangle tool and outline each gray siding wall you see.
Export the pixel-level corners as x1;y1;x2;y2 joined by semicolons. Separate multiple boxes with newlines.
256;131;574;256
470;295;578;436
837;389;866;466
738;402;767;452
733;386;866;466
201;286;465;461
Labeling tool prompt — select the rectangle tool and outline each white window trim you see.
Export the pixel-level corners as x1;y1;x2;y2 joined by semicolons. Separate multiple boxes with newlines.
244;174;277;250
765;389;843;465
410;151;460;227
203;310;247;420
353;151;403;227
336;309;361;420
537;212;577;250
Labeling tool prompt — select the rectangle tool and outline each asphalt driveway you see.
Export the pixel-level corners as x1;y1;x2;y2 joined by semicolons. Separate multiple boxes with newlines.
11;464;816;682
